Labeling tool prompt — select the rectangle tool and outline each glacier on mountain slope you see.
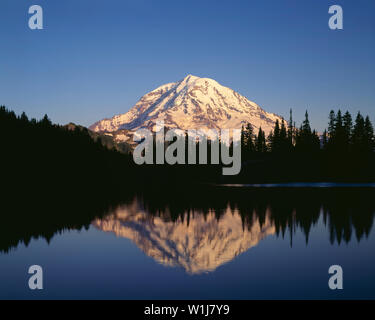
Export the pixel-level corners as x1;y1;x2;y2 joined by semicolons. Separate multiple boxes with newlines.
89;75;283;142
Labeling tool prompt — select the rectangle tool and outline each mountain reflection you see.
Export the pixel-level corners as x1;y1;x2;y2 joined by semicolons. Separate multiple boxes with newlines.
93;200;275;274
1;187;374;260
92;187;375;274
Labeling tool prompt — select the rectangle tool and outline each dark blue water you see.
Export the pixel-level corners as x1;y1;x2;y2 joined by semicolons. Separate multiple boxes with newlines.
0;186;374;299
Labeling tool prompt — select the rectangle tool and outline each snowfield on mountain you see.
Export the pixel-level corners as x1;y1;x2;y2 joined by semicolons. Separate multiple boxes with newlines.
89;75;283;142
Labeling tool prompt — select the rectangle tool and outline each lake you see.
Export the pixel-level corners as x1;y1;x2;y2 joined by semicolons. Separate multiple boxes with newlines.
0;185;374;299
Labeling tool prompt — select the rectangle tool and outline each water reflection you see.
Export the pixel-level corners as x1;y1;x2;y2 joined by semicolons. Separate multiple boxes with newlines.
93;200;275;274
1;186;375;263
91;187;375;273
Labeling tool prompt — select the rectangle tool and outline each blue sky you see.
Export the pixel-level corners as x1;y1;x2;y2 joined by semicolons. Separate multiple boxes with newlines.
1;0;374;131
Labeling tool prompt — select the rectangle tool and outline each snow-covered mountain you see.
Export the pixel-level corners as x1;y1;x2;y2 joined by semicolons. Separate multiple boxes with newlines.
92;199;275;274
89;75;283;142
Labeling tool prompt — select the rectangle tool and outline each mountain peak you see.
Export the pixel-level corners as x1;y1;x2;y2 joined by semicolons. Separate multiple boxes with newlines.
179;74;218;87
89;75;283;140
183;74;200;81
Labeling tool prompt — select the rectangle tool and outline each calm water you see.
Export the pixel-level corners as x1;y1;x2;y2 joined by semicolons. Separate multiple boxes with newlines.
0;186;374;299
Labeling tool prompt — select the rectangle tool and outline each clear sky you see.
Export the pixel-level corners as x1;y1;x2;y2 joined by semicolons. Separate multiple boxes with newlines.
1;0;374;131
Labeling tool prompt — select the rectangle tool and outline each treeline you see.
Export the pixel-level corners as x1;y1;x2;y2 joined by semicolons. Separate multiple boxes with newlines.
234;109;375;183
0;106;374;251
1;105;374;188
0;106;137;203
241;109;374;156
0;106;216;197
133;186;375;246
0;106;142;252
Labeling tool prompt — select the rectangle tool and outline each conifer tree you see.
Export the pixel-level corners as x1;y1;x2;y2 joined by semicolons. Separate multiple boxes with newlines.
328;110;336;138
295;111;319;153
352;112;366;153
287;109;295;148
364;116;375;152
256;127;267;153
343;111;353;151
269;119;281;152
241;123;255;159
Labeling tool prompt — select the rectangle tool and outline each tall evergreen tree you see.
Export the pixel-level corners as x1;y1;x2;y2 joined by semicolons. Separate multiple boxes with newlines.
41;114;52;126
364;116;375;152
255;127;267;153
267;131;273;152
269;119;281;152
279;119;291;153
288;109;294;146
302;110;312;134
328;110;336;138
295;111;319;153
240;125;246;158
333;110;346;153
20;112;29;123
352;112;366;153
241;123;255;159
343;111;353;151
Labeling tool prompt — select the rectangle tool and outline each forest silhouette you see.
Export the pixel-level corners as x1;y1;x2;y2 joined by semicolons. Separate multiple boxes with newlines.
1;185;374;253
1;106;374;185
0;106;136;253
0;106;374;253
235;109;375;183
